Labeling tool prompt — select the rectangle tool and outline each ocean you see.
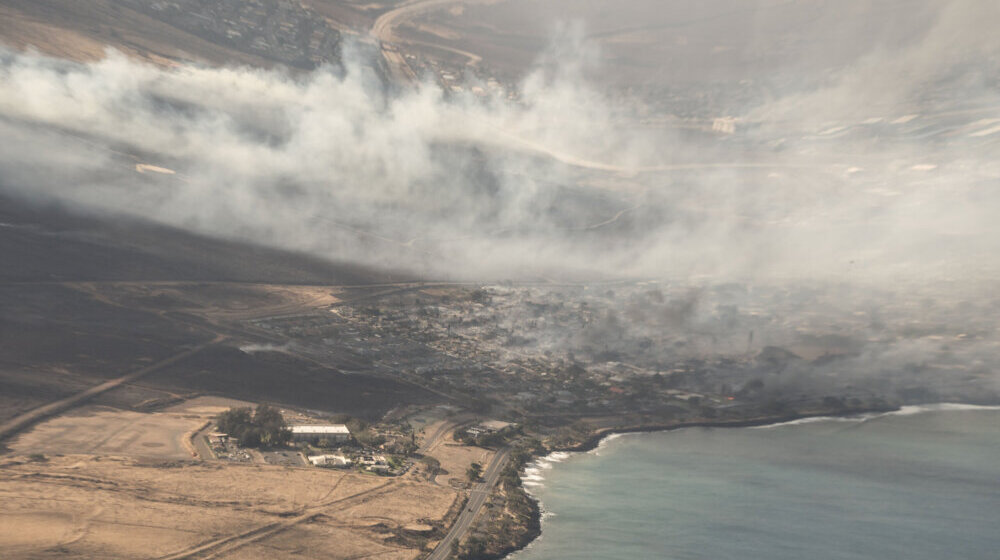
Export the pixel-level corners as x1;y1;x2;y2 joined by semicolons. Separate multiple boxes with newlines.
512;404;1000;560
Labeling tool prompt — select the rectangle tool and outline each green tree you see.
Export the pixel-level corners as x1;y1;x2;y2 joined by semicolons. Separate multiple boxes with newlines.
215;405;289;448
216;407;253;436
466;462;482;481
253;404;290;446
420;455;441;477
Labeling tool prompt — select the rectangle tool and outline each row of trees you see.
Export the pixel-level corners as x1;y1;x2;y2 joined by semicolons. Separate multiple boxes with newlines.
456;424;522;448
216;404;290;448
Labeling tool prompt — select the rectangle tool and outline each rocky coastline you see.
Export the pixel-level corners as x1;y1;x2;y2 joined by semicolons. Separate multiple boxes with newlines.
486;403;902;560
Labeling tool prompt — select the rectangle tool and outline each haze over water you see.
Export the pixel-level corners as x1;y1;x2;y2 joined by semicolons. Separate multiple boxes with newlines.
514;406;1000;560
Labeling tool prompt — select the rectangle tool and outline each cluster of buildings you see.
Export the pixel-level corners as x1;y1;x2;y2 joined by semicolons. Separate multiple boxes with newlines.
306;451;391;473
248;279;998;427
210;420;410;474
307;453;350;467
466;420;514;437
125;0;341;68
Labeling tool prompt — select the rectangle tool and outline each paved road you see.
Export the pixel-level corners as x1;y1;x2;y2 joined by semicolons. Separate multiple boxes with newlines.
426;447;510;560
0;336;223;442
417;420;456;455
371;0;462;44
191;424;216;460
416;415;473;455
370;0;477;83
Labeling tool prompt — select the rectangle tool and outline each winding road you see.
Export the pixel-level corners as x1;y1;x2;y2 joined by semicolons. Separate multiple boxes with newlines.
371;0;467;44
371;0;489;83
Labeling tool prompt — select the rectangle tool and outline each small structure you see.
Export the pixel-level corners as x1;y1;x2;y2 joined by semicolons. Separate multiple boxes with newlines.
290;424;351;443
308;454;351;467
467;420;515;436
357;454;387;466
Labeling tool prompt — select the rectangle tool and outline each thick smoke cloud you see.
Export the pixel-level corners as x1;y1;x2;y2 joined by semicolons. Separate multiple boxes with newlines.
753;0;1000;125
0;2;998;285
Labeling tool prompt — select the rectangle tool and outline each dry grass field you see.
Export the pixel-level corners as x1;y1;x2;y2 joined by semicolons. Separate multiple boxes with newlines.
1;393;476;559
431;442;493;488
7;397;250;460
8;405;205;460
0;451;461;559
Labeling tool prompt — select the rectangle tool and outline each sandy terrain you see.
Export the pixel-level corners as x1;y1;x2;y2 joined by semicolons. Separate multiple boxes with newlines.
8;397;256;461
0;453;459;559
8;405;209;459
429;440;493;487
0;4;111;62
75;282;344;322
1;380;467;559
409;413;494;486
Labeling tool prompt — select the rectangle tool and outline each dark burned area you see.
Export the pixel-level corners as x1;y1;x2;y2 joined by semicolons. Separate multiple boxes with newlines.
0;193;437;427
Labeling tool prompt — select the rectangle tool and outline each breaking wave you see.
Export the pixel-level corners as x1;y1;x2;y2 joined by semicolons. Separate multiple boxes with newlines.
753;402;1000;429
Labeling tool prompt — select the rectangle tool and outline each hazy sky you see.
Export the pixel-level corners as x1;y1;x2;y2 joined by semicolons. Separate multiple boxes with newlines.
0;1;997;284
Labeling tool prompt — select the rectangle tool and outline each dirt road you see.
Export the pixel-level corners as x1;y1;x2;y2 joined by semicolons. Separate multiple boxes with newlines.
155;480;397;559
0;335;224;443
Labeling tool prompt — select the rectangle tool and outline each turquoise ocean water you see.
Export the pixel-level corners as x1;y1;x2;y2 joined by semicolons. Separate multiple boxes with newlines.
512;405;1000;560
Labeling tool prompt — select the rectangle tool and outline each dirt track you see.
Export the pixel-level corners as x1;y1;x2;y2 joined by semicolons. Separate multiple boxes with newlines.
0;335;224;443
0;454;458;559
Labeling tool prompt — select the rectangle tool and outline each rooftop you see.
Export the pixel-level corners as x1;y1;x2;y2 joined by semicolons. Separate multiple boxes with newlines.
291;424;350;435
479;420;514;431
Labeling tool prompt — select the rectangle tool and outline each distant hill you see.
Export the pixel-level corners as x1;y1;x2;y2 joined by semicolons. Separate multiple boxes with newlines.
0;192;413;284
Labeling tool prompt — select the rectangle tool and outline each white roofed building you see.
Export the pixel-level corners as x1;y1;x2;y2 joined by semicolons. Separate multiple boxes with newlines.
307;454;351;467
290;424;351;443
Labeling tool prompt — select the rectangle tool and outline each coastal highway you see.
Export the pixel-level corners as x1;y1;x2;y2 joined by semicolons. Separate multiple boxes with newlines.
426;447;511;560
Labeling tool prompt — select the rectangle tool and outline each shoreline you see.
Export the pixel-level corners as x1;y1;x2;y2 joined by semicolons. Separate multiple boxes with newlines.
498;402;1000;560
497;404;903;560
549;406;900;455
469;401;1000;560
499;401;1000;559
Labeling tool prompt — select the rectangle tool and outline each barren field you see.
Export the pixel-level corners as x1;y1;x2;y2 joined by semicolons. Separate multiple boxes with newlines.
77;282;345;322
0;453;461;559
7;396;250;460
424;434;494;488
0;193;463;558
8;405;207;460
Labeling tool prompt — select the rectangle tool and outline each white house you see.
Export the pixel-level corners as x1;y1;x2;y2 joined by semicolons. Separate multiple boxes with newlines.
307;454;351;467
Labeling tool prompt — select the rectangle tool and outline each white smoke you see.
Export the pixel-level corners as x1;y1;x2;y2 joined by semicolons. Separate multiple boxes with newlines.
0;3;998;285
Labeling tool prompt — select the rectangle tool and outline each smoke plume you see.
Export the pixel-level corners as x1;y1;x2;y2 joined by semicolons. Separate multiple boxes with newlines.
0;3;998;286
